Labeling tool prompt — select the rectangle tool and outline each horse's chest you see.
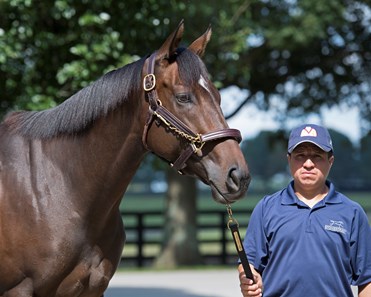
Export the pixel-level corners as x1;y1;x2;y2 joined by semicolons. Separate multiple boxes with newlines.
0;193;125;296
0;262;111;297
0;239;119;297
54;256;113;297
49;241;118;296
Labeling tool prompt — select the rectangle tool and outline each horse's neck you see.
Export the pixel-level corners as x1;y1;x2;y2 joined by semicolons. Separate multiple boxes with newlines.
52;108;147;212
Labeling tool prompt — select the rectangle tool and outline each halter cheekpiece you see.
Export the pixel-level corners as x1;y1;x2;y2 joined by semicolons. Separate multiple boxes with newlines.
142;51;242;173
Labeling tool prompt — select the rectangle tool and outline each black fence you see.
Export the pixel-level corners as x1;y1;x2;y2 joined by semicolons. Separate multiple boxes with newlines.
120;208;254;267
120;205;371;267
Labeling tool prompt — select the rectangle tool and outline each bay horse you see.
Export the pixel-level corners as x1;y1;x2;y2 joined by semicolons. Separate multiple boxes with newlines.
0;21;250;296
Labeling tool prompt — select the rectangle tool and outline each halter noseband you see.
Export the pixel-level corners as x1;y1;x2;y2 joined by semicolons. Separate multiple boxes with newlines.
142;52;242;173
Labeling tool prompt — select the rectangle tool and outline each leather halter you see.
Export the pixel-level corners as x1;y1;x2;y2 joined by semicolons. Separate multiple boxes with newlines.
142;51;242;173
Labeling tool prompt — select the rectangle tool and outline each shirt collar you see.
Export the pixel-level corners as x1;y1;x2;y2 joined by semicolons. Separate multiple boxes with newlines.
281;180;343;206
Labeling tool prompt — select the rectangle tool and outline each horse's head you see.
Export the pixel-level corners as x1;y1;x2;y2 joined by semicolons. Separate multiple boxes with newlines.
141;20;250;204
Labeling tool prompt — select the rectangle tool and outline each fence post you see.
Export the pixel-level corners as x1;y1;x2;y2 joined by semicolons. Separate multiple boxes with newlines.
220;211;227;265
137;213;144;267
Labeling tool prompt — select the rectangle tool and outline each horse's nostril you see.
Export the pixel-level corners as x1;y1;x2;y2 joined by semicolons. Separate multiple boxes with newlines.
227;168;240;192
227;167;251;194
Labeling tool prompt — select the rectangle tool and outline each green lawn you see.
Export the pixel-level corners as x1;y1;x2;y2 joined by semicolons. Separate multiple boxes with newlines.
120;191;371;212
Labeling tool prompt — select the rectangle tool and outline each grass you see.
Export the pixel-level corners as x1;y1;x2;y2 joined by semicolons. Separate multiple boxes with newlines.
120;191;371;212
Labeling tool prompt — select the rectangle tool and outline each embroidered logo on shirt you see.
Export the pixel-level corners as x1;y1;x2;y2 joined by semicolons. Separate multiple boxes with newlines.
300;127;318;137
324;220;347;234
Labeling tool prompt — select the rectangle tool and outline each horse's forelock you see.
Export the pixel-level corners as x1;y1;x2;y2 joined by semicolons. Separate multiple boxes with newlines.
176;48;209;86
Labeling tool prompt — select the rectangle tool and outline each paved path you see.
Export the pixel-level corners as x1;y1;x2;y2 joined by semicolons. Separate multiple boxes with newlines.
106;269;242;297
105;268;358;297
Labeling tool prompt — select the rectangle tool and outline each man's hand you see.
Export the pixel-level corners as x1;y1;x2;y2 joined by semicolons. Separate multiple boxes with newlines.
238;264;263;297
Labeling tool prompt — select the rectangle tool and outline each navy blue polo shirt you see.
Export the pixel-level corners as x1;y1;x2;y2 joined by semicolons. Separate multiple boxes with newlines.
243;181;371;297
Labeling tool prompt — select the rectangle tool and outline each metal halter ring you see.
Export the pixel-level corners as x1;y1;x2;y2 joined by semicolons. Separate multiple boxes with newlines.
190;141;205;157
143;74;156;91
226;204;239;229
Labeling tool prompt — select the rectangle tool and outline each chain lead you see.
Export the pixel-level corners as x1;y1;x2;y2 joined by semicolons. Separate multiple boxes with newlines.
153;111;203;144
226;204;239;229
227;204;233;218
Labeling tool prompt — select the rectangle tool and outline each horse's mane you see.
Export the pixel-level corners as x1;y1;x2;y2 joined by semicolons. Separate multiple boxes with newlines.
4;49;208;139
4;57;146;139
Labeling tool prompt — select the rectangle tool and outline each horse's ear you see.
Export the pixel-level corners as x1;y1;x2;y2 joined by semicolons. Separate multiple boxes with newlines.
188;24;212;57
156;20;184;61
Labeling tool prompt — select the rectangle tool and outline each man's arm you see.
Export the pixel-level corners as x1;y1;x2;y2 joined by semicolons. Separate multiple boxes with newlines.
358;282;371;297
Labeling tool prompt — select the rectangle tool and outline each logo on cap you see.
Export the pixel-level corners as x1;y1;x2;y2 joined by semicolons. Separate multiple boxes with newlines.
300;127;318;137
287;124;333;153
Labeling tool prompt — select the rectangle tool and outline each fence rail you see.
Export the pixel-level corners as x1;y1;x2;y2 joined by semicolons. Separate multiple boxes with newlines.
120;209;254;267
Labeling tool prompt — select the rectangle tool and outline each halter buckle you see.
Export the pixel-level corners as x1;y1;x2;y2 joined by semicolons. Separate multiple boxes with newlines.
143;74;156;91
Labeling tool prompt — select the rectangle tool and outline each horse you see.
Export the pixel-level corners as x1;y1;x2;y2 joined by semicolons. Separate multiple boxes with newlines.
0;20;250;296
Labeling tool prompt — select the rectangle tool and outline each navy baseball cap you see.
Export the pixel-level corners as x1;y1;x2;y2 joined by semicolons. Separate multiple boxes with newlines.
288;124;333;153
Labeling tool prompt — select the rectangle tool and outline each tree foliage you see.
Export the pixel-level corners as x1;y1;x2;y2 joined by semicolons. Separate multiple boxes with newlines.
212;1;371;135
1;1;370;127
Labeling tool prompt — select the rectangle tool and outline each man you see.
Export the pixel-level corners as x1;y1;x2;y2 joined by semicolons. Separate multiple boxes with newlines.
239;124;371;297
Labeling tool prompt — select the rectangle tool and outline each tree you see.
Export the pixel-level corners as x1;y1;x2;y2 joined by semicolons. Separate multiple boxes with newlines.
153;169;203;268
241;129;365;193
327;129;359;190
1;1;370;124
359;132;371;190
214;1;371;133
241;130;288;192
1;0;370;268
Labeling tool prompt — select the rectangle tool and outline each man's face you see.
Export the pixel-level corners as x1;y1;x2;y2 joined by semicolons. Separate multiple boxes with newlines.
288;143;334;190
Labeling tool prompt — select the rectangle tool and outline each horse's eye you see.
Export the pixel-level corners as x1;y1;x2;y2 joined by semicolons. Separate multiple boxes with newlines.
175;93;191;103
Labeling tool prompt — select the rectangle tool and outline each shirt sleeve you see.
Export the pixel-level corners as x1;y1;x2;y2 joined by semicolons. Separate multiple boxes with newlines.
242;198;269;273
350;205;371;286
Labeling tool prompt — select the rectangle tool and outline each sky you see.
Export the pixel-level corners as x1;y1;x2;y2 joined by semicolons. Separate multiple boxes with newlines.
221;87;361;145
